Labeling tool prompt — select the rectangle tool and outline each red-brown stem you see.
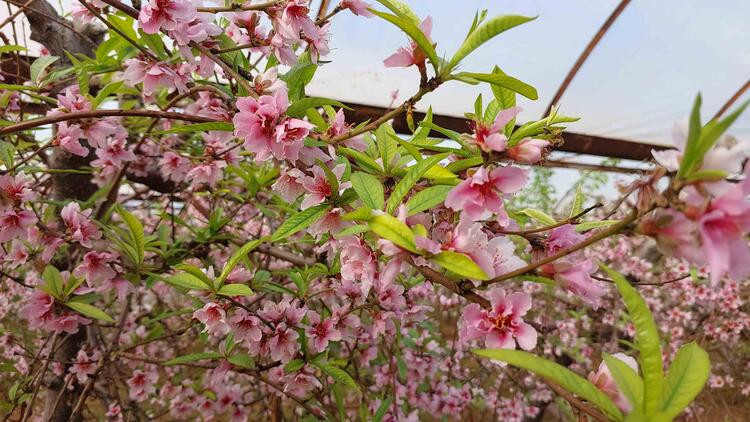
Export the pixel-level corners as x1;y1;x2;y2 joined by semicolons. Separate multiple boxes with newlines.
487;210;639;285
0;109;220;135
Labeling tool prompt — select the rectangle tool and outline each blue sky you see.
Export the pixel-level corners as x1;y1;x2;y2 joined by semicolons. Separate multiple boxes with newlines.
308;0;750;146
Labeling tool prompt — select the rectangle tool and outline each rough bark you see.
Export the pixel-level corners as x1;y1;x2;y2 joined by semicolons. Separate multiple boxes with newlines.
20;1;104;419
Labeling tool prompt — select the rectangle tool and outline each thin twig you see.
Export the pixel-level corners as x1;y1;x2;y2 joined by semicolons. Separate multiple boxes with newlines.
487;209;640;285
0;109;219;135
496;203;602;236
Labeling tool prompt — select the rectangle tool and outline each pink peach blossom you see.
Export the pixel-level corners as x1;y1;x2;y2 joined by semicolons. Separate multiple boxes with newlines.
305;310;342;354
588;353;638;412
138;0;196;34
507;138;549;164
460;288;537;350
384;16;433;68
445;166;527;222
340;0;373;17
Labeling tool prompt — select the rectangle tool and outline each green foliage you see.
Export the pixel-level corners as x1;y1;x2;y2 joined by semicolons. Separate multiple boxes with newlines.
677;94;749;179
370;9;439;73
474;349;624;421
405;185;453;215
430;250;489;280
475;266;711;422
216;239;262;286
601;265;663;416
150;122;234;135
271;204;330;242
386;152;449;214
165;352;223;366
65;299;115;323
658;343;710;420
454;72;538;100
286;97;351;118
351;172;385;210
446;15;536;73
217;283;254;297
368;213;417;253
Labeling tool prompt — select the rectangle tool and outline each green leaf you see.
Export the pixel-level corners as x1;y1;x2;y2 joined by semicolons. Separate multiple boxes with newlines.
150;122;234;135
491;66;517;134
677;94;703;178
386;152;449;214
271;204;330;241
603;353;644;414
370;10;439;73
405;185;453;215
285;359;306;373
228;353;256;369
519;208;556;225
570;182;584;218
688;99;750;177
342;206;374;222
601;264;663;417
575;220;621;232
316;362;359;391
447;15;536;72
368;213;417;253
431;251;489;280
417;121;463;143
374;0;420;23
165;352;222;366
160;272;212;291
116;205;145;267
351;172;385;210
683;169;728;183
444;157;484;173
217;239;262;285
454;72;538;100
474;349;624;421
174;263;213;286
286;97;350;118
659;342;710;420
0;45;26;54
42;265;64;299
376;124;399;172
217;283;254;297
373;396;392;422
339;147;384;174
92;81;124;108
65;300;115;323
280;61;317;101
30;56;59;83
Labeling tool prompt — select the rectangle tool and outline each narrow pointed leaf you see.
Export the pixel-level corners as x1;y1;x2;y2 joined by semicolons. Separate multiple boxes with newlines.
368;213;417;253
351;172;385;210
386;153;449;214
601;264;663;416
271;204;330;241
474;348;624;421
447;15;536;72
659;342;710;420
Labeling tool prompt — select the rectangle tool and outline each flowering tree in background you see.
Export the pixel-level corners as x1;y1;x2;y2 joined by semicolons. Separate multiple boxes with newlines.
0;0;748;420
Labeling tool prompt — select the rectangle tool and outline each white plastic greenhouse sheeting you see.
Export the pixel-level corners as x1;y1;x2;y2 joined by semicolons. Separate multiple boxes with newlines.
2;0;749;148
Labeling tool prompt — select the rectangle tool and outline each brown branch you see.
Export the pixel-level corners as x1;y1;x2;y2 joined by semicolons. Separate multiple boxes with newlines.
545;380;612;422
486;209;640;285
196;0;281;13
592;272;690;286
713;77;750;120
329;78;443;143
0;109;220;135
496;203;602;236
406;256;491;309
